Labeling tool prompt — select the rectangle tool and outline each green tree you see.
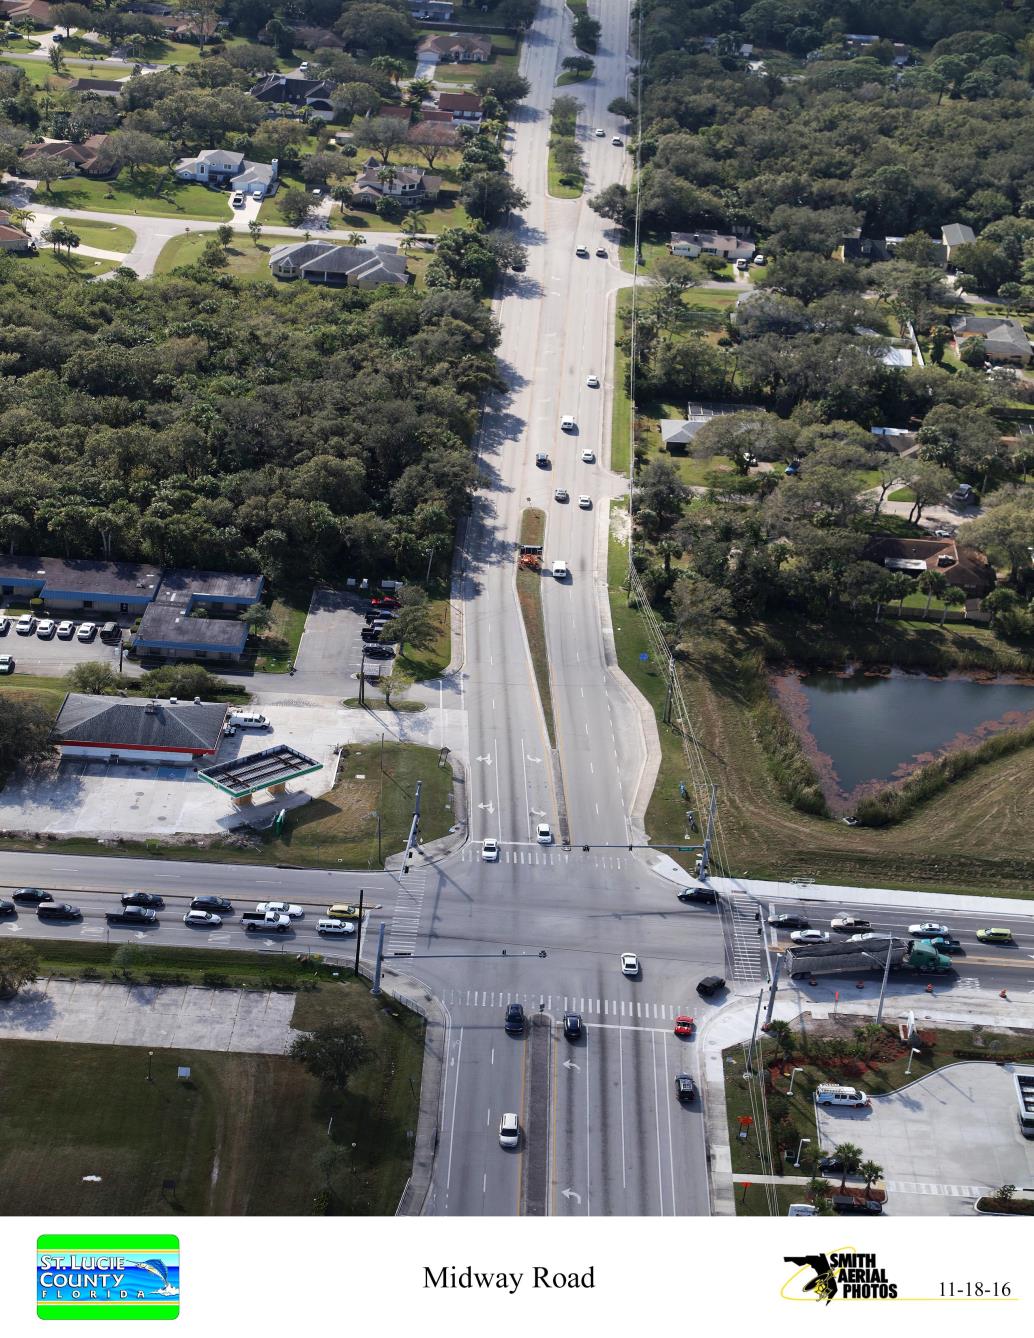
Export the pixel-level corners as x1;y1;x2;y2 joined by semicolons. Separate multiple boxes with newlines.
473;67;530;109
966;487;1034;583
572;12;601;52
0;695;54;783
240;604;271;631
333;81;381;122
904;460;953;523
459;172;528;227
48;43;67;75
354;115;410;165
278;187;313;228
561;55;594;76
0;940;39;999
21;154;65;195
50;3;92;37
289;1024;370;1091
66;662;119;694
859;1160;884;1201
832;1141;863;1191
380;661;413;708
216;223;233;248
247;218;263;246
766;1019;797;1066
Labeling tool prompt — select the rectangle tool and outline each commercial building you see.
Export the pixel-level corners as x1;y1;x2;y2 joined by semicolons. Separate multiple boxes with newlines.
51;694;229;766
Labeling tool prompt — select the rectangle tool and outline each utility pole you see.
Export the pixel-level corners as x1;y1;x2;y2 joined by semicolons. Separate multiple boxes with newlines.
662;657;675;724
371;921;385;995
763;950;782;1028
353;888;364;977
358;649;366;707
698;784;718;880
744;988;764;1076
876;935;894;1025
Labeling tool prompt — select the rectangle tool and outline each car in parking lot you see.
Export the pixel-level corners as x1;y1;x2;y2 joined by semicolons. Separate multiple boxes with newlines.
122;891;165;909
230;191;245;207
790;929;829;944
768;912;809;929
563;1011;582;1040
817;1153;847;1174
56;620;75;639
753;254;765;265
14;887;52;904
554;487;569;502
586;374;599;387
38;902;81;920
696;975;725;997
184;909;222;927
976;927;1014;943
370;595;400;609
76;622;97;642
15;614;35;635
100;621;121;643
0;655;13;674
909;922;949;937
674;1073;695;1101
673;1015;695;1037
620;952;640;977
499;1112;520;1147
536;823;552;844
735;258;750;270
833;1196;882;1215
482;838;500;861
551;560;568;579
581;448;595;463
364;644;395;659
504;1002;525;1034
191;896;232;913
36;619;56;639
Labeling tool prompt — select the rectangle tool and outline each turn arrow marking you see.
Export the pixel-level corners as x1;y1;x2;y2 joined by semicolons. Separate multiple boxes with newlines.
562;1059;580;1071
478;802;495;814
561;1188;582;1203
476;754;493;764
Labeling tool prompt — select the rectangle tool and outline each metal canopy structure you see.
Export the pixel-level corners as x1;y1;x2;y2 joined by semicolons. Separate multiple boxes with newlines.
198;744;323;799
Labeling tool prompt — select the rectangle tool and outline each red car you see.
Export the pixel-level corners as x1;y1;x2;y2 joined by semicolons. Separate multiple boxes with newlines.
673;1015;695;1037
369;596;400;609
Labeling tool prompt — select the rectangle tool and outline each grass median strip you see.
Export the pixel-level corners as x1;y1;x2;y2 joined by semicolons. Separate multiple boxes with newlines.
516;507;556;747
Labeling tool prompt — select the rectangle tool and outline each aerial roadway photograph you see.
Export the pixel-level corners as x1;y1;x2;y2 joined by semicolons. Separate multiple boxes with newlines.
1;0;1034;1247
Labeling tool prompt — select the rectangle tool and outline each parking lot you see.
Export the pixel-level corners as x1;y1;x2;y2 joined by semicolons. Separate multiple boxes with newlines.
0;612;136;678
814;1062;1034;1215
288;586;399;695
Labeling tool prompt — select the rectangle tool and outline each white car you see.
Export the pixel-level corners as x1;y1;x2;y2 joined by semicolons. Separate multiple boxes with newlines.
15;614;35;635
581;448;595;463
299;61;309;71
536;823;552;845
594;127;605;136
230;191;245;208
183;910;222;927
499;1112;520;1147
36;619;56;639
56;620;75;639
620;952;640;976
848;933;883;942
790;929;829;944
908;922;949;937
551;560;568;579
76;622;97;642
482;838;500;862
753;254;766;265
586;374;599;387
611;136;622;146
578;495;592;509
735;258;750;270
560;415;576;431
256;901;303;918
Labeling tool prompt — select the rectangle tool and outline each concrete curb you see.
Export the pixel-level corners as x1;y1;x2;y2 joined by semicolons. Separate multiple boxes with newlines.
709;875;1034;918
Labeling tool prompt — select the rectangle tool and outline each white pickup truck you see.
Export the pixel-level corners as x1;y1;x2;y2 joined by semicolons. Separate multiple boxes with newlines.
256;902;303;918
241;911;292;933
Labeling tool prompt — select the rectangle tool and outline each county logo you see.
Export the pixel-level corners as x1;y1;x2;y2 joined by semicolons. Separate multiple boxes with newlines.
37;1235;179;1321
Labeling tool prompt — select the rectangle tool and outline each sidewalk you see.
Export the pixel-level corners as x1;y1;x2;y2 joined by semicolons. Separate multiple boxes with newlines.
709;875;1034;919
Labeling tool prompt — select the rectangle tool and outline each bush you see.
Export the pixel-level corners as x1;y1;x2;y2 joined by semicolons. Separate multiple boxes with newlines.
202;971;229;988
376;195;404;222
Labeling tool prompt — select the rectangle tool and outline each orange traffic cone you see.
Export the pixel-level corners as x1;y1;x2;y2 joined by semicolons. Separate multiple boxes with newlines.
1000;989;1008;1000
925;983;934;993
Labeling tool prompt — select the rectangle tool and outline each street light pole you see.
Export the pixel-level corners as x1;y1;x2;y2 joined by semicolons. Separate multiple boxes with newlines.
794;1137;811;1168
876;935;894;1024
905;1046;921;1076
788;1066;804;1097
146;1050;154;1083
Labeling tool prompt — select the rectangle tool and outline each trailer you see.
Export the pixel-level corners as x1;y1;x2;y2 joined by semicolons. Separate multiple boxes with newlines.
785;936;950;978
1016;1071;1034;1139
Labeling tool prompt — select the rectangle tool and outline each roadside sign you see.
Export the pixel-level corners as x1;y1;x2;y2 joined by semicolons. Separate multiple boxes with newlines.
639;652;649;661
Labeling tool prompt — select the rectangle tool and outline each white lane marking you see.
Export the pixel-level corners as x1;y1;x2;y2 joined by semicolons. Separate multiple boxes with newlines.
664;1030;677;1214
445;1025;464;1192
618;1025;626;1190
652;1029;665;1214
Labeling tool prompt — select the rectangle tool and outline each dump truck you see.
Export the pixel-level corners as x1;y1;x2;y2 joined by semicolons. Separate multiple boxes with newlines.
784;936;951;978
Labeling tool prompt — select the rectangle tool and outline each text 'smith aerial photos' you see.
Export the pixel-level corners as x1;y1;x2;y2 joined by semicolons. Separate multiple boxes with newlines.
1;0;1034;1305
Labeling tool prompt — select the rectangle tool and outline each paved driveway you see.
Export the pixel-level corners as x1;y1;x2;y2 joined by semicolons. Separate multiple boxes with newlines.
815;1062;1034;1214
292;586;377;695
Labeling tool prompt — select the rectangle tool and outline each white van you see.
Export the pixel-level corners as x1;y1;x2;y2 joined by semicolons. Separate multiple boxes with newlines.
317;918;356;936
227;711;269;729
815;1084;869;1107
787;1204;817;1216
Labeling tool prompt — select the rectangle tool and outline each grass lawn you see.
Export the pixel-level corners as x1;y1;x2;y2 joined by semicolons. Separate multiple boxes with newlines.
252;586;311;673
38;170;233;221
333;190;469;235
426;35;519;84
556;67;591;86
397;598;451;680
0;975;422;1214
547;144;582;198
0;57;133;87
0;36;41;51
0;672;68;718
9;248;117;280
737;1183;805;1216
889;486;916;501
516;508;555;747
54;216;135;253
154;230;274;280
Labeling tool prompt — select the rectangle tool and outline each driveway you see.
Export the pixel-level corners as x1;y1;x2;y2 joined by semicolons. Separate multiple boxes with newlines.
0;979;297;1054
814;1062;1034;1215
292;586;378;695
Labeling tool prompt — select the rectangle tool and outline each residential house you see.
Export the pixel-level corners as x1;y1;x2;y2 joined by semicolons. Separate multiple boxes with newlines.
844;33;880;46
840;231;892;264
0;0;54;25
0;210;32;252
660;419;705;449
20;134;110;178
417;33;493;63
408;1;454;19
174;149;279;198
289;26;344;50
51;693;230;766
268;240;410;288
66;78;125;98
436;91;483;123
870;426;917;454
862;536;996;599
248;74;336;120
416;108;456;125
880;346;913;368
375;104;413;122
941;222;976;262
352;157;441;203
669;229;755;262
950;314;1033;366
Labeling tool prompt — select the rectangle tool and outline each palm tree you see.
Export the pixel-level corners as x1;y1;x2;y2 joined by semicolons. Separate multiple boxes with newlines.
399;210;423;251
833;1141;863;1192
345;231;367;248
376;165;397;190
371;55;407;86
859;1160;883;1201
806;1177;833;1213
405;77;434;106
766;1019;797;1069
940;584;967;624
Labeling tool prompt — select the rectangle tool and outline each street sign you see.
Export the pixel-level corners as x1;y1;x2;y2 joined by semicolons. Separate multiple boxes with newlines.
639;652;649;661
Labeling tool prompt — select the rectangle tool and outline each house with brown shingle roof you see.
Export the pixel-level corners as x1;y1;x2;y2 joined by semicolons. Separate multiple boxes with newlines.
417;32;492;62
0;210;32;252
863;535;996;598
353;157;441;203
436;90;483;122
19;134;110;177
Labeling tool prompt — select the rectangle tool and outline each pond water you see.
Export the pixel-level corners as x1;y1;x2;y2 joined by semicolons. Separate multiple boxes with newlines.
774;668;1034;803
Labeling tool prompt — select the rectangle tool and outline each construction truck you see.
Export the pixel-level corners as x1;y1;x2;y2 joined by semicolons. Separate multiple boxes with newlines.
784;936;951;978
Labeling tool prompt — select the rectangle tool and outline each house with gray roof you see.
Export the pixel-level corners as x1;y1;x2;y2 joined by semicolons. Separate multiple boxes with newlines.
951;314;1033;365
268;240;410;288
51;694;229;766
941;223;976;261
174;149;279;198
352;158;441;203
134;603;249;662
669;229;755;261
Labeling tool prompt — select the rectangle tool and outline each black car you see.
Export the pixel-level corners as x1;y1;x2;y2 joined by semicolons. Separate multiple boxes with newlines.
107;906;157;924
363;644;395;660
0;897;14;915
360;628;382;642
818;1154;846;1174
100;621;121;643
504;1002;526;1034
14;887;52;905
677;886;717;905
696;975;726;998
121;891;165;909
563;1012;582;1040
674;1073;696;1101
833;1196;882;1215
191;895;232;913
38;903;81;920
767;913;809;929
